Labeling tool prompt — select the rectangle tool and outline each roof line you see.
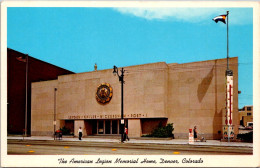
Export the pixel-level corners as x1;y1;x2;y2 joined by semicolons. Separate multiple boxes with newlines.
7;48;75;74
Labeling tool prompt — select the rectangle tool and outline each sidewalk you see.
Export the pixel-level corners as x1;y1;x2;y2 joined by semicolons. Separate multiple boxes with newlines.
7;136;253;148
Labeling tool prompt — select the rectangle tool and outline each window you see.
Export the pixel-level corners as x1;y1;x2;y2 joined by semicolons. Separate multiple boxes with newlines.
247;107;252;111
105;120;111;134
247;113;252;116
247;122;253;127
112;120;118;134
98;120;104;134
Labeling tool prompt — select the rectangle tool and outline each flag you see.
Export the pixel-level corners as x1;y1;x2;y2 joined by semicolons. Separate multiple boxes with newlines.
16;56;27;62
212;15;227;24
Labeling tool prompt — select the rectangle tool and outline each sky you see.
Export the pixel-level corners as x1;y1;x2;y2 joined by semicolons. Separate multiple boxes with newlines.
7;7;253;108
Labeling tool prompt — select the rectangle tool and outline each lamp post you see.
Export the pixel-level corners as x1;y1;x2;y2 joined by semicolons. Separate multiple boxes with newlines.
54;88;57;140
25;54;28;137
16;54;28;137
113;65;125;143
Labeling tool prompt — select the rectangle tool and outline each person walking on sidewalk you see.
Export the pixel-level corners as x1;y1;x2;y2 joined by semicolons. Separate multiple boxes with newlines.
124;126;129;141
78;127;83;140
193;126;198;142
56;129;62;140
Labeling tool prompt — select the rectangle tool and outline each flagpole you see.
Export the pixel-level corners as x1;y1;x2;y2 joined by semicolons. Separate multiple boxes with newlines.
213;11;233;142
226;11;232;143
227;11;229;70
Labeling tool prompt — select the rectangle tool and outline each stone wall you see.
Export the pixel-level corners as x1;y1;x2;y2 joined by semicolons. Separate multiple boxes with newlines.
31;58;238;139
31;80;58;136
167;58;238;139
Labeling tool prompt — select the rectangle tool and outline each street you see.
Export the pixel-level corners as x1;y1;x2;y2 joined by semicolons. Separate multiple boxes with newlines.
7;140;252;155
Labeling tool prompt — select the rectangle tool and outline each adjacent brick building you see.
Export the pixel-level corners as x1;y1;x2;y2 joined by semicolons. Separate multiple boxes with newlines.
7;48;74;135
239;105;253;127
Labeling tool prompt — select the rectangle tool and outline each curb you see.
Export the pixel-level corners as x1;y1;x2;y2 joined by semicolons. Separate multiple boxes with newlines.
7;139;253;154
7;138;253;148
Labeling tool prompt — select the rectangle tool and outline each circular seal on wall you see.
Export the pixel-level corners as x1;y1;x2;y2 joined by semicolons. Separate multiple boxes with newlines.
96;83;113;105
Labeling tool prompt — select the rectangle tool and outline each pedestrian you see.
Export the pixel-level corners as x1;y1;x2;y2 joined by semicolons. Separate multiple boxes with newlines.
56;129;62;140
78;127;83;140
124;126;129;141
193;126;198;142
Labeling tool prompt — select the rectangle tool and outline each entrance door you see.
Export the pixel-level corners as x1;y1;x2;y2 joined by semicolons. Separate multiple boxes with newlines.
95;119;120;135
112;120;118;134
105;120;111;134
98;120;104;134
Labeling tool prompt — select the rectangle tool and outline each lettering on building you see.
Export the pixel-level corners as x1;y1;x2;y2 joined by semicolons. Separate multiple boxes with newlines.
68;113;148;119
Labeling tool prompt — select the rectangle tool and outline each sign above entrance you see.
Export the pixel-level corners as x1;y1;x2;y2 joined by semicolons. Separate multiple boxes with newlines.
67;113;148;120
96;83;113;105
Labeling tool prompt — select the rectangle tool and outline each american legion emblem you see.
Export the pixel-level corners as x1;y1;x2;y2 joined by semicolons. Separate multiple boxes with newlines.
96;83;113;104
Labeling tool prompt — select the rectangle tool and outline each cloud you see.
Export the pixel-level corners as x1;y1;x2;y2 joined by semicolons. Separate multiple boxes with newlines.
114;8;252;25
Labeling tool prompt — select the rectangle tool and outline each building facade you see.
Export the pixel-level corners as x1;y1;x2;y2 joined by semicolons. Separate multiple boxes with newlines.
239;105;253;127
31;57;239;139
7;48;74;135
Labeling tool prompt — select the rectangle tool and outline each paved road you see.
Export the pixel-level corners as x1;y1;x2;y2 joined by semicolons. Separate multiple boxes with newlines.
7;140;252;155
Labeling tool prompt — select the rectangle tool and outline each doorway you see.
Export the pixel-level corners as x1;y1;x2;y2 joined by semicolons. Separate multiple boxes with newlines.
94;119;122;135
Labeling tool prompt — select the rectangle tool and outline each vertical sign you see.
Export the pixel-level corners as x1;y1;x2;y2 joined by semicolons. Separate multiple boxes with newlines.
226;75;233;126
224;72;234;139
